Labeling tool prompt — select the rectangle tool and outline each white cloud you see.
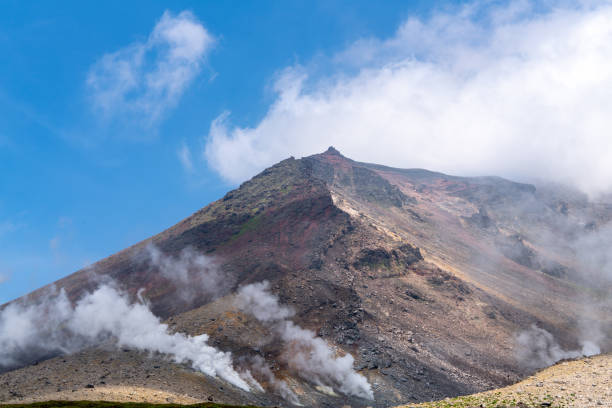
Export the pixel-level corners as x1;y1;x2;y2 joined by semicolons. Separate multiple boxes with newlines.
205;1;612;196
0;273;8;285
177;141;194;172
87;10;214;126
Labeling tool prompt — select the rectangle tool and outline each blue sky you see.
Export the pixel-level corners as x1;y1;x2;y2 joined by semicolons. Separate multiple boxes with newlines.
2;0;612;303
0;0;445;303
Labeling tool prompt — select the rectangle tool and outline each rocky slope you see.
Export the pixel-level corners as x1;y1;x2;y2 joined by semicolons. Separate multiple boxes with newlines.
398;353;612;408
1;148;611;407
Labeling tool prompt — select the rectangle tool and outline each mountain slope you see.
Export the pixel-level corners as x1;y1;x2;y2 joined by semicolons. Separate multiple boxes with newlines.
398;353;612;408
2;148;610;407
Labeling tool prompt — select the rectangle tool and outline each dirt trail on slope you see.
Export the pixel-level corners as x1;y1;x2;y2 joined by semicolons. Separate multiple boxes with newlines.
398;354;612;408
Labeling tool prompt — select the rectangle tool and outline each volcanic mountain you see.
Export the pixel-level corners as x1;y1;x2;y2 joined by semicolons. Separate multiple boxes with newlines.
1;148;611;407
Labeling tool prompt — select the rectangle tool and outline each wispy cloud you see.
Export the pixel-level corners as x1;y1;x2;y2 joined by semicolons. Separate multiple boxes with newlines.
205;1;612;196
177;141;194;172
0;273;8;285
49;236;60;250
87;10;214;127
0;88;66;141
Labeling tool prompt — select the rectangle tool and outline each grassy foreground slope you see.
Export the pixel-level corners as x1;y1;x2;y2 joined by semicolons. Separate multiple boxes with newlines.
398;354;611;408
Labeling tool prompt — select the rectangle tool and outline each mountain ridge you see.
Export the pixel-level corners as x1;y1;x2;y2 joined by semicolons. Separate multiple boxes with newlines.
1;148;610;407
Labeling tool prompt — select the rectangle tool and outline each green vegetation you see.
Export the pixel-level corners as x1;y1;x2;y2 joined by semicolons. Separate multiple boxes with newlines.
0;402;260;408
225;214;264;244
235;215;263;237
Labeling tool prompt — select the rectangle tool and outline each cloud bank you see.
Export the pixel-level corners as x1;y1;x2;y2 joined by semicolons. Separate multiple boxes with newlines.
87;10;214;126
205;1;612;196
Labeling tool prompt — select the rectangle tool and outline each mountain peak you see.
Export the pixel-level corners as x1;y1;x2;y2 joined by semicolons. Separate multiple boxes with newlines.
4;147;610;407
323;146;343;156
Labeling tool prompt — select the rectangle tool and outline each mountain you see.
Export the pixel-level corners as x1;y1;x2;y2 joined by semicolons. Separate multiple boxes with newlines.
1;148;611;407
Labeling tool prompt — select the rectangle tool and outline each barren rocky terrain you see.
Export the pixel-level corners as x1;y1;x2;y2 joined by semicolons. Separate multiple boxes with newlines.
3;354;610;407
0;348;260;406
1;148;610;407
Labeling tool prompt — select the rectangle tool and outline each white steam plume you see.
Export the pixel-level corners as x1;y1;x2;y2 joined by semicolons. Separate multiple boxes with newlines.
0;284;250;391
573;301;607;358
562;219;611;354
237;281;294;323
69;285;249;389
249;355;300;405
237;368;265;394
0;287;79;368
574;222;612;283
145;244;230;303
236;281;374;400
516;325;598;369
577;314;604;357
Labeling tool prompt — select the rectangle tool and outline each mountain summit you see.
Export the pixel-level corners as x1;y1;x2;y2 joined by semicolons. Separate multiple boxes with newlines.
1;149;611;407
